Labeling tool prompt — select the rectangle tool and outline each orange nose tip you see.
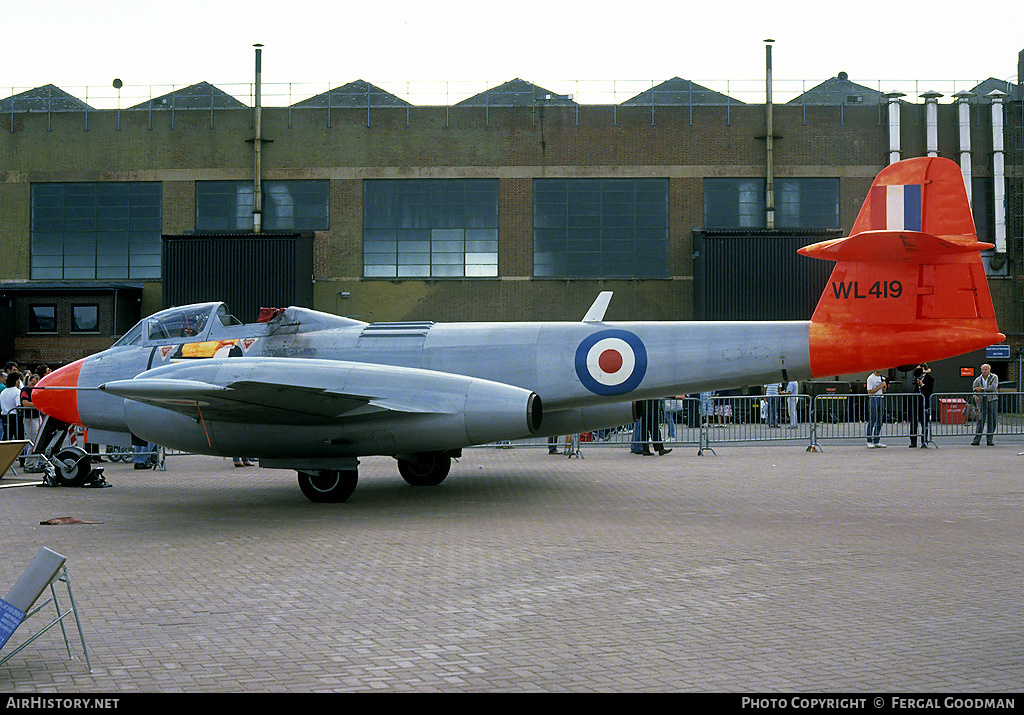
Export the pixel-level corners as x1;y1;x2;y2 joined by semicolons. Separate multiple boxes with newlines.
33;358;86;426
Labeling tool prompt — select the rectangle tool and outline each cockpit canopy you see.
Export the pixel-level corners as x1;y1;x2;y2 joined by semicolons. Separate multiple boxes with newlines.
113;302;237;347
111;301;364;348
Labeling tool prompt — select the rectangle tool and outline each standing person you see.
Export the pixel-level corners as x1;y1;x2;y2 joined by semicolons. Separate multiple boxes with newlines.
971;363;999;446
866;370;887;448
714;391;732;426
639;399;672;456
699;391;714;428
663;397;682;440
784;379;799;429
1;371;22;442
134;442;157;469
1;371;24;464
908;363;934;448
19;373;41;470
763;383;780;428
918;363;934;447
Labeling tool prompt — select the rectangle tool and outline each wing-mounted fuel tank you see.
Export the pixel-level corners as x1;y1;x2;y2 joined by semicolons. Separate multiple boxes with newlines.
102;357;542;458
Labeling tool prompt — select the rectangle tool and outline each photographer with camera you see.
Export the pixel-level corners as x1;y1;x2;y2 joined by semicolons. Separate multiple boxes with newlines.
909;363;933;448
866;369;887;448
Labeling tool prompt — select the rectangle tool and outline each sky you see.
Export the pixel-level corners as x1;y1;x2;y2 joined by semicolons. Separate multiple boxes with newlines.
3;0;1023;106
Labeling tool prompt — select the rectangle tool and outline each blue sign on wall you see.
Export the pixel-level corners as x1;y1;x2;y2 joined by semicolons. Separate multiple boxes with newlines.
986;344;1011;360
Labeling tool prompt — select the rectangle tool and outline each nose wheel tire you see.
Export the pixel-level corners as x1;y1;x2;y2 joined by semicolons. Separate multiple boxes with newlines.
52;446;92;488
297;470;358;503
397;454;452;486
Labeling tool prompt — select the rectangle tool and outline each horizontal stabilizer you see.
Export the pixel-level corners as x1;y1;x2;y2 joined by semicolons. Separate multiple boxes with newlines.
799;231;994;263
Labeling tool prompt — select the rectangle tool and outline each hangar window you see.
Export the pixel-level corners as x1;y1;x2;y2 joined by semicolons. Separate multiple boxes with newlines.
196;180;329;232
71;305;100;333
363;179;498;278
27;305;56;333
703;178;839;229
533;178;669;278
777;178;840;229
30;182;162;280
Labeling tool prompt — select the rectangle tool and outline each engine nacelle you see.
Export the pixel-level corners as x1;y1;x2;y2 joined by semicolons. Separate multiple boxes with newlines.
115;357;542;458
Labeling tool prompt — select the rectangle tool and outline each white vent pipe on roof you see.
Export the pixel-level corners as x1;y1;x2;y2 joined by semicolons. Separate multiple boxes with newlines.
884;91;905;164
989;89;1007;256
954;91;973;205
921;90;942;158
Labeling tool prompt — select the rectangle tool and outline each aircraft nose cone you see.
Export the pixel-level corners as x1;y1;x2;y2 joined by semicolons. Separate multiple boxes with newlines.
33;358;86;426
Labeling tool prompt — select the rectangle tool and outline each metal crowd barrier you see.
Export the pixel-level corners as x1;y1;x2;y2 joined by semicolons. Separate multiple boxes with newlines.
927;391;1024;442
810;392;929;449
1;407;167;475
485;391;1024;455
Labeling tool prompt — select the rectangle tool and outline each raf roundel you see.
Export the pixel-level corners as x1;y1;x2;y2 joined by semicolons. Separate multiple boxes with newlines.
574;329;648;396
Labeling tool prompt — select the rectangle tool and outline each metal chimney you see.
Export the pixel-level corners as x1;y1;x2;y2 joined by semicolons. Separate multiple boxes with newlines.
884;91;905;164
989;89;1007;260
253;43;264;234
764;39;775;230
920;90;942;158
954;91;974;204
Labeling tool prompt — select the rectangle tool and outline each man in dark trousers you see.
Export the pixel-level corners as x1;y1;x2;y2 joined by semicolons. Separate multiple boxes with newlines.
909;363;934;448
971;363;999;446
638;399;672;456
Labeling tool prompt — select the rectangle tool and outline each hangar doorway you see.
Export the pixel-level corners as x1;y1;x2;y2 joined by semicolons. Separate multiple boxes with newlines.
162;233;314;323
692;229;840;321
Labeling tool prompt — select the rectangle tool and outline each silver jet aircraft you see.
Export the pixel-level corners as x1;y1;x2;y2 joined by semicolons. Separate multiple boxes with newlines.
32;157;1003;501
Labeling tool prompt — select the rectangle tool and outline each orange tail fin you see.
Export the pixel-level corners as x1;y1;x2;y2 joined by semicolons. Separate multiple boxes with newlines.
798;156;1004;377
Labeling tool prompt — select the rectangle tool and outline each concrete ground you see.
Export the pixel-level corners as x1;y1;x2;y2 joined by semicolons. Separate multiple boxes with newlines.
0;439;1021;693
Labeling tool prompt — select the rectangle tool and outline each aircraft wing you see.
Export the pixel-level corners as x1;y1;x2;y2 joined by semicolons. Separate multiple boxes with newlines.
99;377;382;425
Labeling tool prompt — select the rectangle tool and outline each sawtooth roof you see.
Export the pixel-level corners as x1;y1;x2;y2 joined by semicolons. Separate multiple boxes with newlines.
291;80;411;108
622;77;741;105
455;78;576;107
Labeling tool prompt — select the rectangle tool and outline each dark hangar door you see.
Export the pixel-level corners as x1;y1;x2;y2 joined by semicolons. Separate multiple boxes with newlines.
162;233;314;322
693;230;839;321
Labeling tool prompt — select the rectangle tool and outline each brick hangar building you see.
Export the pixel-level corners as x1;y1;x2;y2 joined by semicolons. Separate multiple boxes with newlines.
1;56;1023;393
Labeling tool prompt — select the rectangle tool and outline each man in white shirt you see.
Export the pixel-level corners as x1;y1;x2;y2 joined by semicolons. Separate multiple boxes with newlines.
866;370;887;448
763;383;780;428
784;380;799;429
1;371;23;442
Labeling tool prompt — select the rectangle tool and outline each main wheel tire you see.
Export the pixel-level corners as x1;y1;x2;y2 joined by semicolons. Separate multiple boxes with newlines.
297;470;358;503
53;446;92;487
397;454;451;487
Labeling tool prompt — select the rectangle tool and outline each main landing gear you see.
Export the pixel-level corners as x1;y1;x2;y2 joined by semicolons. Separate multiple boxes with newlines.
296;470;358;503
294;451;456;502
396;453;452;487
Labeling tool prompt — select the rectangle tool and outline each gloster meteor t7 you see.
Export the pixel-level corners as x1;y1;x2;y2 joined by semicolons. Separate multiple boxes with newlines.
32;157;1003;501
